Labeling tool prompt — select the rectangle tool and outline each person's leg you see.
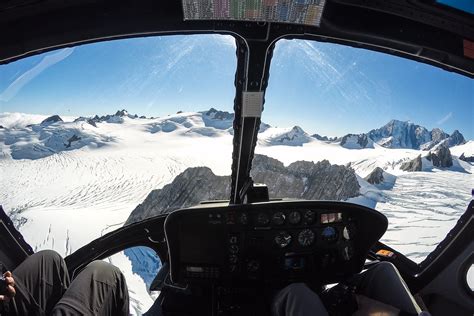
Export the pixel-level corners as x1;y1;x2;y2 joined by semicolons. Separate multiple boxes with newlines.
51;260;129;316
10;249;70;315
272;283;329;316
349;261;422;315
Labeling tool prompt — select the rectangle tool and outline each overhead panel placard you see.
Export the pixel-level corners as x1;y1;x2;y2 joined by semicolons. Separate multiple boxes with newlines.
242;92;263;118
182;0;326;27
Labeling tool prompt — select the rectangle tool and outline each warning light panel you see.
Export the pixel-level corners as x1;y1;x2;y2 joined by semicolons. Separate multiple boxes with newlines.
320;212;342;224
182;0;326;27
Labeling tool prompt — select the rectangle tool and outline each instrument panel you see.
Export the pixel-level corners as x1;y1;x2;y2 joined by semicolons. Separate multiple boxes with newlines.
165;201;387;286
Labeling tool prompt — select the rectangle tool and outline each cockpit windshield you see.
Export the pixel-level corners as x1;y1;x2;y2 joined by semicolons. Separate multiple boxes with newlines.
255;38;473;263
1;33;473;314
0;34;238;312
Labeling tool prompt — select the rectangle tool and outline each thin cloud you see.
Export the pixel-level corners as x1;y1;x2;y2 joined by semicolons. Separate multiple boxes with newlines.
436;112;453;125
0;47;74;102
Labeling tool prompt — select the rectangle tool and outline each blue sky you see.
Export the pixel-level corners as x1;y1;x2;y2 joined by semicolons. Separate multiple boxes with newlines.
0;34;472;139
437;0;474;14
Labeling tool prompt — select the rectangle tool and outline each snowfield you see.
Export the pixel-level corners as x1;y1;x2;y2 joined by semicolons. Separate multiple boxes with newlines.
1;111;472;314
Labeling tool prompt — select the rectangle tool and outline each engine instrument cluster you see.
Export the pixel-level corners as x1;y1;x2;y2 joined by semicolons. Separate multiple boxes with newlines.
165;201;387;286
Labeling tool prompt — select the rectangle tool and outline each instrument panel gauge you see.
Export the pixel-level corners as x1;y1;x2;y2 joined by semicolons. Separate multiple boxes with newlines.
274;231;292;248
229;245;239;254
298;229;315;247
321;226;338;242
256;212;270;226
288;211;301;225
303;210;316;224
247;259;260;272
272;211;286;225
239;212;248;225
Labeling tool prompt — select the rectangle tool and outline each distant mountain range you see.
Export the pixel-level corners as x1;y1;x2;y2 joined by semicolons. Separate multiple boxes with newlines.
0;109;468;161
259;119;466;150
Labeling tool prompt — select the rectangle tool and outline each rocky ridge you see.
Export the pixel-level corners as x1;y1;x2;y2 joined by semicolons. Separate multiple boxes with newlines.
125;154;360;225
400;155;423;172
364;167;385;184
426;143;453;168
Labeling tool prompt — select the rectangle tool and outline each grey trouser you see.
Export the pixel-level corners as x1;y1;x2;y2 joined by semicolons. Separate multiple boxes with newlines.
9;250;129;316
272;261;422;316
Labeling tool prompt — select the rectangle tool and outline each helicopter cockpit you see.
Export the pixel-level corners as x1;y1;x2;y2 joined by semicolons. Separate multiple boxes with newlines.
0;0;473;315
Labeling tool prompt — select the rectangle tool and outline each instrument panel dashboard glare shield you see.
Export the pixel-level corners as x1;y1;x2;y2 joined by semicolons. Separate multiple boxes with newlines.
164;201;388;285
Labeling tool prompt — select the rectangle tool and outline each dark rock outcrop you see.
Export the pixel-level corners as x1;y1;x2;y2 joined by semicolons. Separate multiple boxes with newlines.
426;144;453;168
41;115;63;125
447;130;466;147
251;155;360;201
312;134;337;142
459;153;474;163
400;155;422;172
312;134;328;141
340;134;370;148
125;155;361;225
430;128;449;144
0;125;4;129
125;167;230;225
364;167;385;184
74;117;97;127
205;108;234;121
65;134;81;148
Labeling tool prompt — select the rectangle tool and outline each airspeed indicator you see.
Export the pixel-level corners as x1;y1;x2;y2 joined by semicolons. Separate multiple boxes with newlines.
298;229;315;246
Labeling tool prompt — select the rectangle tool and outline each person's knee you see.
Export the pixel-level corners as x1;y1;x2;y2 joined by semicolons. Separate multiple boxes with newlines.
87;260;121;274
285;283;309;293
30;249;65;265
278;283;313;298
374;261;398;274
85;261;125;284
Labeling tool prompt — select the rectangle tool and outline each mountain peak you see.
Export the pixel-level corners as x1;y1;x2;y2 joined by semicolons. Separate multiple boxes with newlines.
204;108;234;121
115;109;129;117
41;115;63;125
291;125;305;133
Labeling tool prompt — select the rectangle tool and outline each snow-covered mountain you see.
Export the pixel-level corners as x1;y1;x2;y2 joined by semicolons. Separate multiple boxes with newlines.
0;109;472;315
365;119;465;150
258;125;313;146
0;108;274;160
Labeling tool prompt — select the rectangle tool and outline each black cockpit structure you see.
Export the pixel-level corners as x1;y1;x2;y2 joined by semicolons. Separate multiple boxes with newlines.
1;0;473;315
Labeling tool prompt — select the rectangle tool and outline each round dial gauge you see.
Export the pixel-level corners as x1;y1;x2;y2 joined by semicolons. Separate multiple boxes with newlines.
288;211;301;225
247;259;260;272
256;212;270;226
298;229;315;247
272;212;286;225
303;210;316;224
274;231;292;248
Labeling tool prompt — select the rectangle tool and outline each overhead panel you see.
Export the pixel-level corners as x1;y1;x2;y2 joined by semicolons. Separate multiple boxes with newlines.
182;0;326;27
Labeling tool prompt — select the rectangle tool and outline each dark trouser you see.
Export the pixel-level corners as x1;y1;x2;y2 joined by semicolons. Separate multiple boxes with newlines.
10;250;129;316
272;262;422;316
